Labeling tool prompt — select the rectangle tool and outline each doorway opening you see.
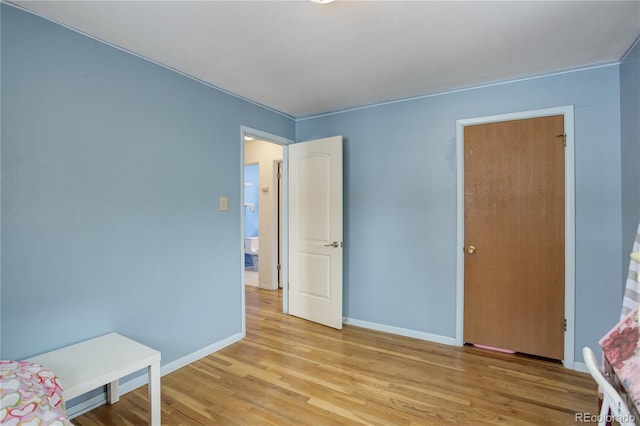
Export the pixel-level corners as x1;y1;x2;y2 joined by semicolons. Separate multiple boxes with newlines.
244;163;260;286
240;126;292;336
243;138;283;290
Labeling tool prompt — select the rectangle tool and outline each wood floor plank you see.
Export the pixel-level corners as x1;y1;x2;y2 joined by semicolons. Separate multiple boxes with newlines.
72;286;598;425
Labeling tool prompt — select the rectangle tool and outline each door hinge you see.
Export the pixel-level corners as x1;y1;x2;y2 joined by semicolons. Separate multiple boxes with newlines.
556;133;567;147
277;264;281;271
563;318;567;332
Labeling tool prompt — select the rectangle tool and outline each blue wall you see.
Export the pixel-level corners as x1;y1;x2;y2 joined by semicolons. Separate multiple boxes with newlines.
0;2;3;359
244;164;259;268
244;164;259;238
296;65;623;356
620;38;640;281
1;0;635;385
1;2;294;369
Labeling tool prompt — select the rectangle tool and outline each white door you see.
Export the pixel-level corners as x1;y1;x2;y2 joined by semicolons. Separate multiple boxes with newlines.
288;136;343;329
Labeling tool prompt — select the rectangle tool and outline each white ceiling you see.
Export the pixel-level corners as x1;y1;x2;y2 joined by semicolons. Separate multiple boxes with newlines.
12;0;640;118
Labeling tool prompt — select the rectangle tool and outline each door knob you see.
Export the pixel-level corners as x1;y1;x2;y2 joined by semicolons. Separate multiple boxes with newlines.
466;245;476;254
324;241;340;248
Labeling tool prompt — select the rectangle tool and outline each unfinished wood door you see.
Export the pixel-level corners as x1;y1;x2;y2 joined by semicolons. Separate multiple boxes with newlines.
463;115;565;360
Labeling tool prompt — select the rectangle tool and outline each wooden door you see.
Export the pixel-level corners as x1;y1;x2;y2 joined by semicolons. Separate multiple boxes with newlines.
289;136;343;329
463;115;565;360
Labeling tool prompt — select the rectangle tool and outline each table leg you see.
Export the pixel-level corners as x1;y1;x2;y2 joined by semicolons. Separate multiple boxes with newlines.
148;362;161;426
107;379;119;404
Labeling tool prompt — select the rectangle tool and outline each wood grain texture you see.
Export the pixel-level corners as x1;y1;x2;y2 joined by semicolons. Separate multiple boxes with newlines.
464;115;565;359
73;286;597;425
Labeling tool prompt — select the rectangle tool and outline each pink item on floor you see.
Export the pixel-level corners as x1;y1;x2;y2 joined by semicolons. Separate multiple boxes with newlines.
473;344;516;354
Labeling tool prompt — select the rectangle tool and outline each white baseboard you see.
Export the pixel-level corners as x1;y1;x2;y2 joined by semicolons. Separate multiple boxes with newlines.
344;318;583;371
66;394;108;419
572;361;587;373
343;317;457;346
161;333;243;376
67;332;243;419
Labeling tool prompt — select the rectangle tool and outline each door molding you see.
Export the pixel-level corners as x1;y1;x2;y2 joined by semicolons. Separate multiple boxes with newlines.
455;106;576;369
240;126;293;337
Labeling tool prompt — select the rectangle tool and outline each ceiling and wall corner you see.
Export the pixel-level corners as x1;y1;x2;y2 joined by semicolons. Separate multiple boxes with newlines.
9;0;640;118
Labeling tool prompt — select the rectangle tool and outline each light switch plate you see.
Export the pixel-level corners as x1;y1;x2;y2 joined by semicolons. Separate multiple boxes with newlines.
219;196;228;211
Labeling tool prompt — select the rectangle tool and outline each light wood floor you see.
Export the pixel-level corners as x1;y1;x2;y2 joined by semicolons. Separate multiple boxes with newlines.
74;286;598;425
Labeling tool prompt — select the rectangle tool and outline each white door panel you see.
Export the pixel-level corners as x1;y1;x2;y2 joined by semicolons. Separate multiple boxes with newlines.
289;136;343;329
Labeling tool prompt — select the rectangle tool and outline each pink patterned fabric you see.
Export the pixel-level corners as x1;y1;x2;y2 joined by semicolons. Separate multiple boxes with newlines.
600;306;640;409
0;360;71;425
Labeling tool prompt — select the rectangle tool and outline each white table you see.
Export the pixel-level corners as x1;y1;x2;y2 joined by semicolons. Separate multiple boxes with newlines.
27;333;161;426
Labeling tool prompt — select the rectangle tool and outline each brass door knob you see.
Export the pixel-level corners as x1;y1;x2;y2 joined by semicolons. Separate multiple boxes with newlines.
466;245;476;254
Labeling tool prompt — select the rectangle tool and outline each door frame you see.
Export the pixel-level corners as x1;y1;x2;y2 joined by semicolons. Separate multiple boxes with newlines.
240;126;293;337
455;106;576;369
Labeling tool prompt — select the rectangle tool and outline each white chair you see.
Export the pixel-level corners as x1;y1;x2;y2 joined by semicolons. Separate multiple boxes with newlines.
583;346;636;426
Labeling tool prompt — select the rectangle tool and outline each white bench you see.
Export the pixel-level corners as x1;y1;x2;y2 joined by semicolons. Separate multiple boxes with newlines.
27;333;161;426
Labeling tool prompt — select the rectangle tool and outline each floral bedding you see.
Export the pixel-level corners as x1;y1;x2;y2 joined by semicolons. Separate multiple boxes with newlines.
600;305;640;409
0;360;71;425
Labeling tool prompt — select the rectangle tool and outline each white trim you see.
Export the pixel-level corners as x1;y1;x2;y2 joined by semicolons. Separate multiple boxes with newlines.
160;332;243;376
281;148;290;313
7;1;624;123
455;106;576;369
66;332;243;419
296;63;616;121
621;34;640;62
344;317;457;346
573;362;588;374
66;392;110;419
240;126;293;332
3;2;294;121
